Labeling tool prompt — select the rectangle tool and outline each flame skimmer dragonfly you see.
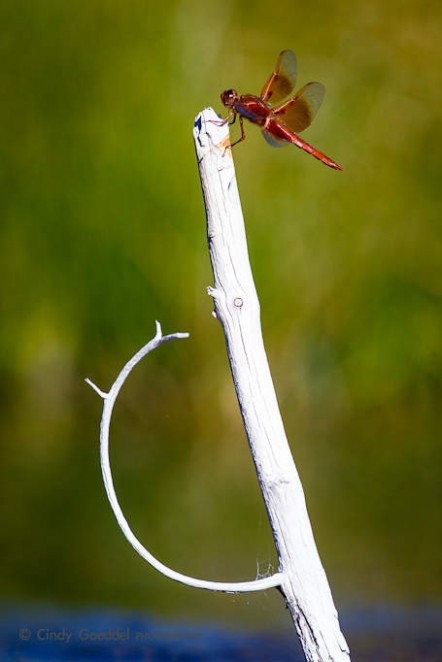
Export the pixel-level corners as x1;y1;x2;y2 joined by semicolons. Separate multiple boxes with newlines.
219;50;342;171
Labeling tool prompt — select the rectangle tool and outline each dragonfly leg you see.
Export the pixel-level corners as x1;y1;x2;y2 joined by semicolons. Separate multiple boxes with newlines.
229;115;246;148
209;110;235;126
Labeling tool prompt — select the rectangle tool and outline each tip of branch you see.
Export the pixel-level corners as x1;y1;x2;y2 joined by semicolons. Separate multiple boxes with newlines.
193;108;229;153
154;321;189;342
84;377;108;399
194;106;217;127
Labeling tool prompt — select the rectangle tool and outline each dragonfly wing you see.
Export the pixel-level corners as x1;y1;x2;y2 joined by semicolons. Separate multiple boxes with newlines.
273;82;325;133
262;129;288;147
260;49;297;104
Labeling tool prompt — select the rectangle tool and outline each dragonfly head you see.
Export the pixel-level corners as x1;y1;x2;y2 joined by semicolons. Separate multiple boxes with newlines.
220;89;239;108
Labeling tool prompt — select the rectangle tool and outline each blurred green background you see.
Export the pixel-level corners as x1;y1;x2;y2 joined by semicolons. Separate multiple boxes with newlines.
1;0;440;632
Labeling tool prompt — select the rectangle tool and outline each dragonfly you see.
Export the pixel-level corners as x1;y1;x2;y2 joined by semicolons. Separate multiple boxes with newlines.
219;50;342;171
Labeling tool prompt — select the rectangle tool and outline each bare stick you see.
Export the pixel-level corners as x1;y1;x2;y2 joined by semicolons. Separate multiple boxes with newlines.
86;321;283;593
193;109;350;661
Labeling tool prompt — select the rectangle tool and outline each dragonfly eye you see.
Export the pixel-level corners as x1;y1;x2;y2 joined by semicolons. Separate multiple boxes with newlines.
220;89;238;107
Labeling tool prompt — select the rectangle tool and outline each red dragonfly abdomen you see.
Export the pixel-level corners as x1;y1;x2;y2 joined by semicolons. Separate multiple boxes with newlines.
266;118;342;171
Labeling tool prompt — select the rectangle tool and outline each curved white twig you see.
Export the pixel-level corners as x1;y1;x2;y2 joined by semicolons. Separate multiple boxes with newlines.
86;321;283;593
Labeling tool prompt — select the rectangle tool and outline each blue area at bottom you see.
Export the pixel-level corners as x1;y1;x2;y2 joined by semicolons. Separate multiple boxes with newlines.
1;604;441;661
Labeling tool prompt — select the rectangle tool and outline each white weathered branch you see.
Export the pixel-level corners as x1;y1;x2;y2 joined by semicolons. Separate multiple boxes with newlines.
86;321;283;593
193;109;350;661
